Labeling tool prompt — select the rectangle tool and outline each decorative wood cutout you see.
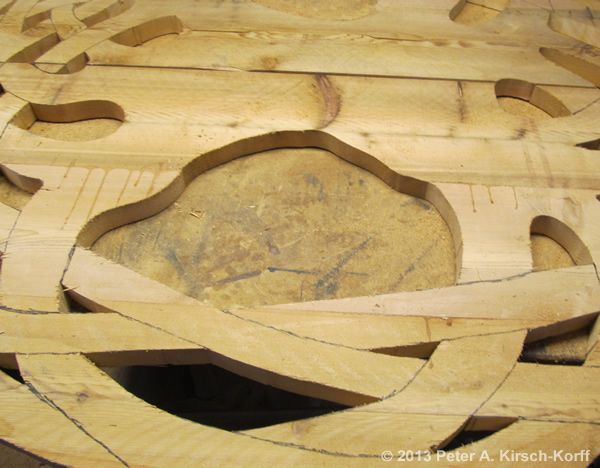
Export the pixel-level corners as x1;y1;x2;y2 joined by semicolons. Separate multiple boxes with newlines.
0;0;599;466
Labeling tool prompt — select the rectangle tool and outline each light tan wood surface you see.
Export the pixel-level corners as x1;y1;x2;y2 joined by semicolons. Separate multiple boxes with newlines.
0;0;599;466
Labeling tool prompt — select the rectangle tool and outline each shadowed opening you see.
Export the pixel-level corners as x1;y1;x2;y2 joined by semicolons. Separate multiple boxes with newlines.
441;416;516;452
520;315;597;366
577;138;600;151
105;363;350;431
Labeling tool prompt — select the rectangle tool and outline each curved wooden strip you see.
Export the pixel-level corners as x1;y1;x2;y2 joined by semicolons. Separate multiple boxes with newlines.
269;265;600;321
477;363;600;422
109;16;182;47
64;248;425;405
0;369;125;466
0;309;210;369
243;331;526;455
236;307;551;351
15;353;373;466
540;47;600;89
442;420;600;467
50;4;86;41
75;0;136;28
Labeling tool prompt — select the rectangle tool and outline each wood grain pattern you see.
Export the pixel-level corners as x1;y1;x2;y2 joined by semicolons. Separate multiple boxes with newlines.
0;0;599;465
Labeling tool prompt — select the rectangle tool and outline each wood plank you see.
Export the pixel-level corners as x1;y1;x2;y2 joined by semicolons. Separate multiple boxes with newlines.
244;331;526;455
16;353;366;466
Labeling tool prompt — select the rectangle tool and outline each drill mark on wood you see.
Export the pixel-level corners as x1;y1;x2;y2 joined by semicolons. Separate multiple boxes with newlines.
304;173;325;201
62;168;91;228
84;170;108;223
522;143;536;184
457;81;466;122
487;186;494;205
314;74;341;129
514;128;526;140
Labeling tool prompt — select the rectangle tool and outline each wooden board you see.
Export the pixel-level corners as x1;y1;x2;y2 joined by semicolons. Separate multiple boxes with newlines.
0;0;600;465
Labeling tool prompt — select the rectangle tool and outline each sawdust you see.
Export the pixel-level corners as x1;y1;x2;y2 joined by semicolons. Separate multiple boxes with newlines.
93;148;457;309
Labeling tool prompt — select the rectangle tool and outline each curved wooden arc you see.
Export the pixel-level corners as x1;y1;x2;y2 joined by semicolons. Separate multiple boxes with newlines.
495;78;572;118
450;0;510;26
109;15;183;47
530;215;593;266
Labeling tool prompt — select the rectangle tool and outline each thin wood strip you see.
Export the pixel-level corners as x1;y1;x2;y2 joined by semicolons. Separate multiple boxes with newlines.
15;353;375;466
0;369;125;466
477;362;600;422
64;248;425;405
244;331;526;456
